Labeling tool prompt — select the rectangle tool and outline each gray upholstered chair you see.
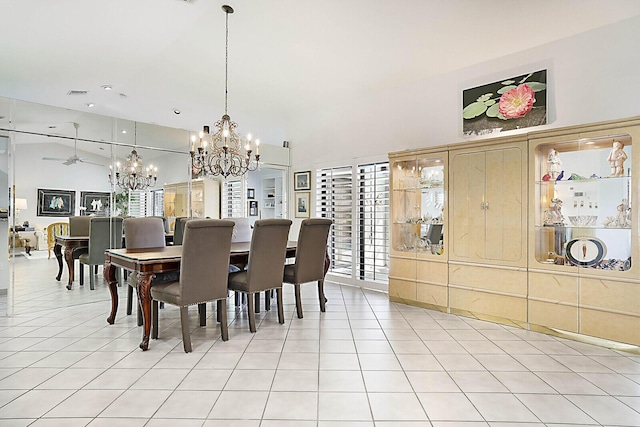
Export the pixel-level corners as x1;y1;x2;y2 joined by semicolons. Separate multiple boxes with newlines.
68;216;90;267
228;218;292;333
123;217;168;325
283;218;332;318
79;217;124;290
172;217;188;246
151;219;235;352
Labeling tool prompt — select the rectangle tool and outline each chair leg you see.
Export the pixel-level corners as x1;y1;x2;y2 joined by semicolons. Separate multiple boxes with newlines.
198;303;206;327
180;306;192;353
235;291;240;307
254;293;260;314
89;266;95;290
276;288;284;324
218;299;229;341
318;279;326;312
247;293;256;333
126;286;134;315
79;263;84;286
265;290;271;311
294;284;303;318
94;265;98;274
152;300;159;339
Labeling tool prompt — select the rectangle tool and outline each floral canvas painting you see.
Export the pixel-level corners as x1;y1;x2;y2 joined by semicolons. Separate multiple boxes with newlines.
463;69;547;136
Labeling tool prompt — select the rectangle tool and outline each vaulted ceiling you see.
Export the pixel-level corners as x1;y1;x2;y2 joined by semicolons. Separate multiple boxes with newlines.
2;0;640;150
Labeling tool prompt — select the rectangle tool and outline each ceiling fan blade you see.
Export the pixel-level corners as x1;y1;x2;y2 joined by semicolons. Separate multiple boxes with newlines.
77;159;105;167
42;157;68;161
62;159;76;166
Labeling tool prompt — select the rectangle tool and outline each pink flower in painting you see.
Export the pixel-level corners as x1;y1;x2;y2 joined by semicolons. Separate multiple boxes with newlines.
498;84;535;119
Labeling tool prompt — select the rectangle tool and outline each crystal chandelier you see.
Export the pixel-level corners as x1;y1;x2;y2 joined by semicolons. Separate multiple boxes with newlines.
108;123;157;191
190;4;260;179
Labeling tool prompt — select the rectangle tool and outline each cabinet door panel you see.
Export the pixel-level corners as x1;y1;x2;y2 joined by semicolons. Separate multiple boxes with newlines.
485;147;523;262
451;151;486;259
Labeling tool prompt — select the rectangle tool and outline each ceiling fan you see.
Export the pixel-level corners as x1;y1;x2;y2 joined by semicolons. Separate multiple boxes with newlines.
42;122;104;166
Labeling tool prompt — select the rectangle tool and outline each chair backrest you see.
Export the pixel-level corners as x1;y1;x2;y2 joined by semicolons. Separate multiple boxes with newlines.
246;219;292;292
173;217;188;245
123;217;166;249
180;219;235;304
149;216;170;233
230;217;252;242
69;216;91;236
293;218;332;283
87;217;124;264
47;222;68;247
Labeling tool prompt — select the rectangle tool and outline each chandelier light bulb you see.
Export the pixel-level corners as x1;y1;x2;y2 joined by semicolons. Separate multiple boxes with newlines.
247;133;252;141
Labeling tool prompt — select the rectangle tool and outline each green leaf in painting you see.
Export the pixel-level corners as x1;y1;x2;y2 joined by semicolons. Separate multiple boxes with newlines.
486;103;501;118
463;101;488;119
525;82;546;92
501;80;515;85
484;99;496;106
497;85;516;94
476;93;492;102
519;72;533;83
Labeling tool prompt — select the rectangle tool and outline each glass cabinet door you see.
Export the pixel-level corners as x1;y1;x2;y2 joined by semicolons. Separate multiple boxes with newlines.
391;155;445;256
534;134;632;270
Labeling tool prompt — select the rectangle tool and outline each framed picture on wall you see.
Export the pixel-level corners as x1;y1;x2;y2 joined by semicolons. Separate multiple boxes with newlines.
247;188;255;199
249;200;258;216
37;188;75;217
295;192;310;218
80;191;111;216
294;171;311;191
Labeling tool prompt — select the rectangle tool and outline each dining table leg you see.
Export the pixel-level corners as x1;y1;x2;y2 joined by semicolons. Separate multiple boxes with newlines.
64;246;75;290
136;272;156;351
54;243;63;281
104;260;119;325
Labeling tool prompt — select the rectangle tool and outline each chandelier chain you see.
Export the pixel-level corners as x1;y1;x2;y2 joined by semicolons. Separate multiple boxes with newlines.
224;8;229;115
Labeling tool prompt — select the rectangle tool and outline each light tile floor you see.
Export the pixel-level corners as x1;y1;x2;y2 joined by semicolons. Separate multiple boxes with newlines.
1;255;640;425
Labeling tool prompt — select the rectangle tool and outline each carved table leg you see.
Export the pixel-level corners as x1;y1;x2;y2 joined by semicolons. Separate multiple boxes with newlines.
64;246;75;290
104;260;119;324
136;272;156;351
54;243;63;281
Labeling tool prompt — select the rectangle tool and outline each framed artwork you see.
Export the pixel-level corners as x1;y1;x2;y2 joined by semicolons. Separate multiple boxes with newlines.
295;192;310;218
462;69;547;136
37;188;75;217
248;200;258;216
294;171;311;191
247;188;255;199
80;191;111;216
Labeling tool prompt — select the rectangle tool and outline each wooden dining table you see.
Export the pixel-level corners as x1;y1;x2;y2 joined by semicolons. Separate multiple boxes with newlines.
104;241;327;351
54;234;89;290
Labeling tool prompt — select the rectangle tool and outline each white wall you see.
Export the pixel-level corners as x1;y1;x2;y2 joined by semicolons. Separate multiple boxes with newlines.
14;142;111;230
286;14;640;172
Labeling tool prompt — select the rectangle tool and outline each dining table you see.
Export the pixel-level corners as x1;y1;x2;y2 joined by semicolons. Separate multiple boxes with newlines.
54;234;89;290
104;241;329;351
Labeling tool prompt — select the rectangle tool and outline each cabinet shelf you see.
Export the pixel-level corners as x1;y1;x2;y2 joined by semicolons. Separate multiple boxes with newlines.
536;175;630;185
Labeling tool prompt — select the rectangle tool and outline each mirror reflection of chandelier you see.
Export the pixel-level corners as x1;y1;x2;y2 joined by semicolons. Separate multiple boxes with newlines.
108;122;157;191
190;4;260;179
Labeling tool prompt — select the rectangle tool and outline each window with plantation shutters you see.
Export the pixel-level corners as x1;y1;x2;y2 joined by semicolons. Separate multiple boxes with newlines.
222;179;244;218
356;161;389;282
128;190;148;217
150;189;164;216
316;166;353;277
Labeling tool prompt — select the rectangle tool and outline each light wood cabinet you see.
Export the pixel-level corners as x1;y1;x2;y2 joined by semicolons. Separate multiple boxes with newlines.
449;138;527;267
389;149;448;310
164;179;220;230
389;117;640;347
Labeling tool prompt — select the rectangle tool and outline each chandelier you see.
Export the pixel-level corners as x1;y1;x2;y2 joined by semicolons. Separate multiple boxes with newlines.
190;4;260;179
108;123;157;191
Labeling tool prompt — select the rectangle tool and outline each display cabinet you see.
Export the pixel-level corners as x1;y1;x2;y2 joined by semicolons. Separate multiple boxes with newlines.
389;150;448;308
528;118;640;345
532;134;632;270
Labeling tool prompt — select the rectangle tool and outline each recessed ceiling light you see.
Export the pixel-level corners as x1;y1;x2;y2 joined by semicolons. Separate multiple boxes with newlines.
101;85;112;91
48;125;56;129
86;103;95;108
121;130;127;134
173;108;181;115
